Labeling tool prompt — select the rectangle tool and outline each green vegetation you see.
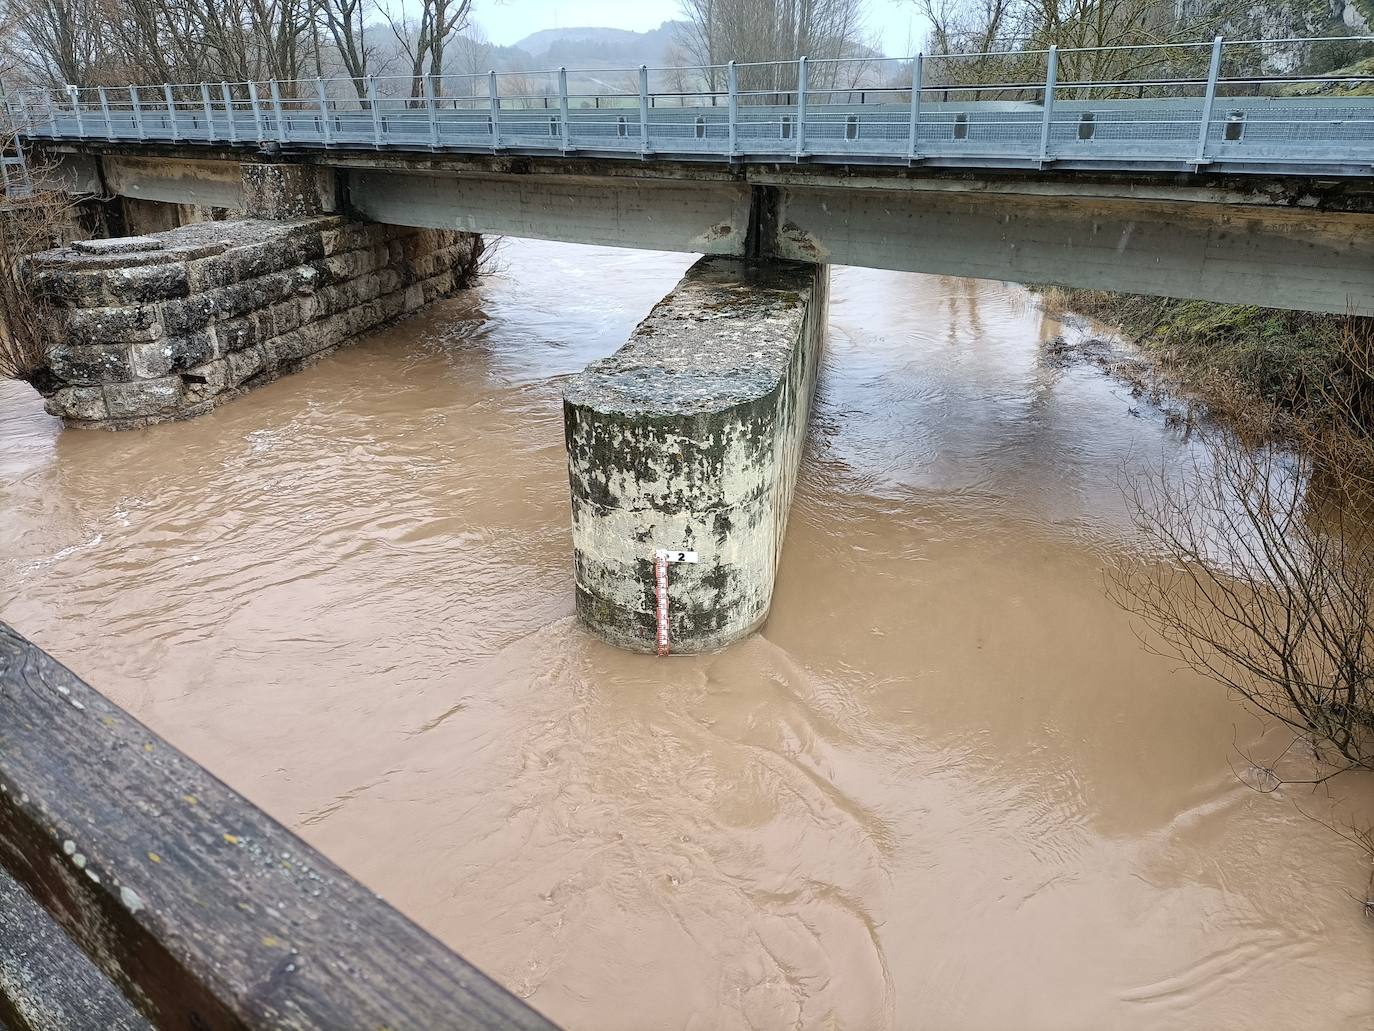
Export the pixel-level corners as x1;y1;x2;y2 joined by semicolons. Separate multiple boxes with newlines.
1280;55;1374;98
1040;287;1369;417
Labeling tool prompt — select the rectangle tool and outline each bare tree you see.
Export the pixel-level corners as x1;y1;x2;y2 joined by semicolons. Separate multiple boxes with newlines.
5;0;101;85
913;0;1241;93
316;0;376;95
677;0;871;90
376;0;471;97
1111;320;1374;776
3;0;319;87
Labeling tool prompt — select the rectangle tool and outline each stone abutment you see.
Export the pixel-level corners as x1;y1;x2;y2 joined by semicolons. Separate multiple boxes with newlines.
25;216;481;428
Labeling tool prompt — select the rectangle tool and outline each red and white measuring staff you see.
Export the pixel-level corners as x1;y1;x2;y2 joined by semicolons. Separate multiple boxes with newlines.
653;549;697;657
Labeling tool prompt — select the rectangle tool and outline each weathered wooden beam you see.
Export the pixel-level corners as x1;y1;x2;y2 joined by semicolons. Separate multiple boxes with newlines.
0;865;151;1031
0;622;559;1030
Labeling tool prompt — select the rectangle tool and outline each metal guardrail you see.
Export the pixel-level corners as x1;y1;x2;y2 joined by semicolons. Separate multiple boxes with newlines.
3;36;1373;175
0;146;31;199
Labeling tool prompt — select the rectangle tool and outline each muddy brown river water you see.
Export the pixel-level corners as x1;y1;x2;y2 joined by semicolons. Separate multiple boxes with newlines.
1;239;1371;1030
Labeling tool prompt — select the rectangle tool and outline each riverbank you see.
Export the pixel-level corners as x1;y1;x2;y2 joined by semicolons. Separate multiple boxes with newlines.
1039;287;1369;423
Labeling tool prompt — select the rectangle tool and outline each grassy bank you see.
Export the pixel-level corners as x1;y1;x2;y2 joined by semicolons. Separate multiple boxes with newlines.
1039;288;1367;417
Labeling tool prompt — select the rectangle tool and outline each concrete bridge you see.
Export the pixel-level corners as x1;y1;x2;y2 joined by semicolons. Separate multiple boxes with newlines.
7;36;1374;315
4;36;1374;654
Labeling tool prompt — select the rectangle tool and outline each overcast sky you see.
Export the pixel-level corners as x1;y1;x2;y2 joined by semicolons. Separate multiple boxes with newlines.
470;0;930;56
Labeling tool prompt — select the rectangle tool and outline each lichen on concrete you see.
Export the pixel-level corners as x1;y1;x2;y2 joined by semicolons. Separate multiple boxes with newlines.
564;255;828;654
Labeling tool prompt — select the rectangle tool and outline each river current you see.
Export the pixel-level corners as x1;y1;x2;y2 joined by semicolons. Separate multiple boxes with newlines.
1;238;1370;1029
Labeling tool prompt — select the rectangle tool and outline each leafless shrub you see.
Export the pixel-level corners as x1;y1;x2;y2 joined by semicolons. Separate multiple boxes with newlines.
450;232;496;286
0;135;75;383
472;234;505;279
1111;318;1374;900
1113;421;1373;764
1113;321;1374;759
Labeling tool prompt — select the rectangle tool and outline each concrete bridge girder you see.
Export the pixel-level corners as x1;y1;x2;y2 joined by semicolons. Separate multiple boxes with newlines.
43;147;1374;316
769;184;1374;317
344;169;753;256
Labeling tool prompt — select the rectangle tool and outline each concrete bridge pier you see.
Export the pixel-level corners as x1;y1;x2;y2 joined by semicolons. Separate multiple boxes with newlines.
564;256;828;654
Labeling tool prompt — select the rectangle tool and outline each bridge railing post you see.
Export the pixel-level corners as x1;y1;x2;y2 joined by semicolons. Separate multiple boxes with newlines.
1037;44;1057;165
795;56;808;159
638;64;651;156
423;71;438;149
315;77;331;144
247;80;264;143
487;70;501;151
164;83;179;142
727;60;738;158
68;85;84;139
199;82;214;141
97;86;112;140
130;86;144;140
368;74;382;146
269;78;287;143
221;82;237;143
907;52;923;162
558;67;570;152
1195;35;1224;166
486;70;503;151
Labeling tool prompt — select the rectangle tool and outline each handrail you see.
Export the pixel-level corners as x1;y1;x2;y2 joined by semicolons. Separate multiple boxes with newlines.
3;35;1372;177
3;35;1368;100
0;622;560;1030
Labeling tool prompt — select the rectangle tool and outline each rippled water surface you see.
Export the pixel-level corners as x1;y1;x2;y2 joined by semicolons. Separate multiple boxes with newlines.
2;239;1371;1029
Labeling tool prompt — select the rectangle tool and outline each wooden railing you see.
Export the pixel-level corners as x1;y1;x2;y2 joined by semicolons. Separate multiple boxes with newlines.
0;622;559;1030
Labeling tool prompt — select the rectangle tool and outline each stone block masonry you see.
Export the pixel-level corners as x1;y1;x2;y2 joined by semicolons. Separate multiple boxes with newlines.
564;256;828;654
26;217;481;428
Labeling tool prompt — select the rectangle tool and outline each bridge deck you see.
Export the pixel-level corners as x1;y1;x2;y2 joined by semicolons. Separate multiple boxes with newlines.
5;38;1373;177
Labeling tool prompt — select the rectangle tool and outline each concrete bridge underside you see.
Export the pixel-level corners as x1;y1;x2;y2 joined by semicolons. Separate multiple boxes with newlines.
46;144;1374;316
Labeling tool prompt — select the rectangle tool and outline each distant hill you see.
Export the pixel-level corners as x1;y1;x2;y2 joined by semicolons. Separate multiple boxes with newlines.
511;23;684;68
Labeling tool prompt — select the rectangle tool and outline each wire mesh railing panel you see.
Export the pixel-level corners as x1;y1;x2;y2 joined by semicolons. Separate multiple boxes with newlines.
6;37;1371;171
